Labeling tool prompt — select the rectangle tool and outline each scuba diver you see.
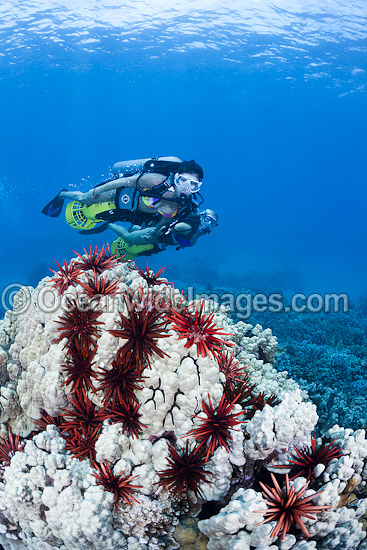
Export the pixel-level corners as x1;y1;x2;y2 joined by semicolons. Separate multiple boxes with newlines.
42;156;204;233
108;209;219;260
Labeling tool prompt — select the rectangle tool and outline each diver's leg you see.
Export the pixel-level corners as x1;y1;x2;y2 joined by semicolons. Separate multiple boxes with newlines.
108;223;157;245
59;190;88;202
108;223;130;240
60;189;115;205
91;190;116;203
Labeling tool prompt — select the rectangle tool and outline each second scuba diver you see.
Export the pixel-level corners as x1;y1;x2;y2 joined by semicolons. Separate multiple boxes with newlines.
108;208;219;260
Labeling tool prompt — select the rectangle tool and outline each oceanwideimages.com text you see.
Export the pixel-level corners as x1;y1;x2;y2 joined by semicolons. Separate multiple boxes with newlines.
0;283;349;319
186;289;349;319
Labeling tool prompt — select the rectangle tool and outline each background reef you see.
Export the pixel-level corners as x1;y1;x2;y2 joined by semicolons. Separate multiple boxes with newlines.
173;257;367;433
257;304;367;433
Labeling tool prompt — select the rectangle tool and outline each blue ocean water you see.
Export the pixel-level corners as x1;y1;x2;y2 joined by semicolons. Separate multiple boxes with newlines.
0;1;367;301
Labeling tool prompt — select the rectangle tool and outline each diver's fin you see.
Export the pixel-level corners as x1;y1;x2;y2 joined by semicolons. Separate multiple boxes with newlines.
41;189;67;217
78;222;109;235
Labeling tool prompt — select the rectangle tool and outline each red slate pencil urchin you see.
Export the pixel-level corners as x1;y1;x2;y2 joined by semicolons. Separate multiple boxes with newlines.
61;340;98;394
97;349;144;407
136;261;171;287
74;244;119;275
255;473;332;540
49;258;83;295
60;389;105;434
273;434;343;481
97;244;122;272
92;460;141;508
79;271;121;299
109;288;169;374
169;301;233;359
217;348;248;390
187;393;246;461
64;425;100;467
34;410;62;432
244;391;281;420
0;427;24;467
99;401;147;439
55;296;104;350
157;441;211;500
224;377;256;408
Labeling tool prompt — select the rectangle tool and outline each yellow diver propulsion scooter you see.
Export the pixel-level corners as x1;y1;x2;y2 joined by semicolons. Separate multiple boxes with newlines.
110;238;155;261
65;200;116;231
66;202;155;260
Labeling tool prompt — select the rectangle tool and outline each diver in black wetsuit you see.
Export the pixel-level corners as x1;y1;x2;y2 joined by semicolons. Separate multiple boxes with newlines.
56;157;204;228
108;209;219;260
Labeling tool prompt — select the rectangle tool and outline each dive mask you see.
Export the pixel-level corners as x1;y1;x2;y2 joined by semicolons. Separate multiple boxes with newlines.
174;174;202;194
202;212;218;227
199;210;218;233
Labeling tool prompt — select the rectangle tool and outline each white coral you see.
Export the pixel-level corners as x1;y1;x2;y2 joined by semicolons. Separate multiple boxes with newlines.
1;260;365;550
244;388;318;460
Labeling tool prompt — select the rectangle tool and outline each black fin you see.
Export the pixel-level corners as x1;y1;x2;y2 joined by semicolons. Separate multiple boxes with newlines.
78;222;109;235
41;189;67;218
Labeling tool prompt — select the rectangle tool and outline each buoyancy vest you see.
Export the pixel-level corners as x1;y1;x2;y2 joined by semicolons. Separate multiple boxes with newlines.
159;211;202;248
100;158;201;223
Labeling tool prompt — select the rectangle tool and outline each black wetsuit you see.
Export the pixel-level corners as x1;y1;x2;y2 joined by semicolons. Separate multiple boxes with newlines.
95;159;199;225
164;211;201;245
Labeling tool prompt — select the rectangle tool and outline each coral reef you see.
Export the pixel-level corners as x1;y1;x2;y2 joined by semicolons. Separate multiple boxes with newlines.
0;250;366;550
250;306;367;431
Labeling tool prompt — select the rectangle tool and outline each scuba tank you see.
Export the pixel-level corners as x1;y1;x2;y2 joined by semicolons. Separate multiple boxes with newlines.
112;158;151;178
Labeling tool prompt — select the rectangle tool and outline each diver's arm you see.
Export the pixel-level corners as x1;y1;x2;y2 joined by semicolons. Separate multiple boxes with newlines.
85;174;139;201
108;223;158;245
59;175;139;205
